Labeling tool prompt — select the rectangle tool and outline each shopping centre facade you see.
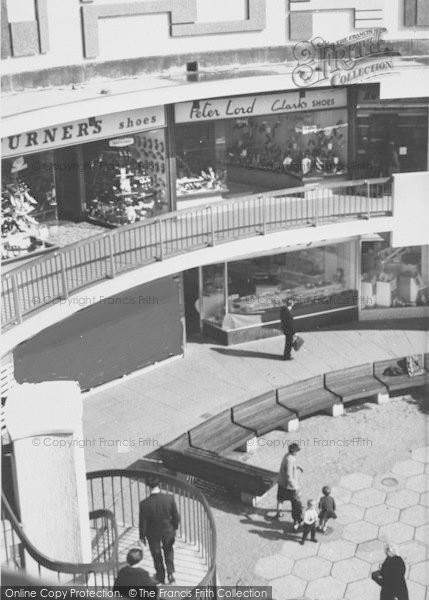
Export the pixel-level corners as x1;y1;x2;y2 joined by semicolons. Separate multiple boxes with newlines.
2;0;429;390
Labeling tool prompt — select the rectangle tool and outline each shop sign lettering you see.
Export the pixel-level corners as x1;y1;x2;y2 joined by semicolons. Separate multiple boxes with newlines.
2;106;165;157
175;89;346;123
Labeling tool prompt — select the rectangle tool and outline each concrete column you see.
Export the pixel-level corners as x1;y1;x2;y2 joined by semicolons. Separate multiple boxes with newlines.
330;403;344;417
5;382;91;579
287;418;300;432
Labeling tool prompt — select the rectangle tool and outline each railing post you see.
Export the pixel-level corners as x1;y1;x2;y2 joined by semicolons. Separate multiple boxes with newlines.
207;205;215;246
157;219;164;261
58;252;69;299
313;189;319;227
366;180;371;219
259;195;266;235
107;233;115;278
11;274;22;324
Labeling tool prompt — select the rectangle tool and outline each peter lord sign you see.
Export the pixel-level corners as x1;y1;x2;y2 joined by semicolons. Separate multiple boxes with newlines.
292;28;395;88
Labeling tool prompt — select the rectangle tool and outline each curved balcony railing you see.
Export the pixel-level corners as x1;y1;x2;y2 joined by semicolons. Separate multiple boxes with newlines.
1;178;392;331
2;468;217;588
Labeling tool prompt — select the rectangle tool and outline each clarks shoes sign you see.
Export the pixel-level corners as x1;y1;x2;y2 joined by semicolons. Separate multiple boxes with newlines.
2;106;165;158
175;89;347;123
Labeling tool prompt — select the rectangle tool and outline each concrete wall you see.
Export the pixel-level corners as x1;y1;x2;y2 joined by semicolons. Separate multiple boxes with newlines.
2;0;428;78
391;172;429;247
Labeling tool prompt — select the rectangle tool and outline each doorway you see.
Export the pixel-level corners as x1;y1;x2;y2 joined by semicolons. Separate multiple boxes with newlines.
183;268;201;338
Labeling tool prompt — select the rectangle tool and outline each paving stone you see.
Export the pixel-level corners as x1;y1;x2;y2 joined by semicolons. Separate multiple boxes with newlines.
331;557;370;582
365;504;399;526
406;473;429;493
292;556;332;581
342;521;379;544
400;505;429;527
345;578;380;600
339;473;373;491
318;539;356;562
305;576;346;600
415;524;429;544
379;522;414;544
336;503;365;525
373;472;404;493
398;541;428;564
254;554;294;580
409;561;429;586
330;486;353;505
420;491;429;507
411;446;429;464
392;459;425;477
270;574;307;599
386;488;420;509
351;488;386;508
281;540;318;559
407;580;428;600
356;539;387;563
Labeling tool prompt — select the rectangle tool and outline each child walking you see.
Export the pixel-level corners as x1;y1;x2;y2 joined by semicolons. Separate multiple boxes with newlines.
318;486;337;533
300;500;318;545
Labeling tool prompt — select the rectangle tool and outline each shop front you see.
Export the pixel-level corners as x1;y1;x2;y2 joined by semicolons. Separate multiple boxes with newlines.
1;106;168;262
174;88;349;207
185;239;359;344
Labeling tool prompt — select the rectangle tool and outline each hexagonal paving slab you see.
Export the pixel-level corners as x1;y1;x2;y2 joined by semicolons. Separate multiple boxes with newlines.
379;522;414;544
415;524;429;544
355;539;387;563
400;505;429;527
411;446;429;463
318;539;356;562
398;541;428;564
345;578;380;600
270;574;307;599
342;521;378;544
365;504;400;526
331;557;370;582
373;472;404;493
330;486;353;505
340;473;373;491
407;580;428;600
392;459;425;477
352;488;386;508
386;488;420;509
409;561;429;586
336;503;365;525
306;576;346;600
292;556;331;581
406;473;429;493
254;554;294;580
281;539;318;560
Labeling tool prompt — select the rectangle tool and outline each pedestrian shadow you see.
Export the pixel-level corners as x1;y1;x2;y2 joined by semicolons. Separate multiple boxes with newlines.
240;513;302;542
211;347;283;360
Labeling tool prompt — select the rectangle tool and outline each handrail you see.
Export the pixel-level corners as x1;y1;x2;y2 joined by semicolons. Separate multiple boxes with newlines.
1;492;118;575
2;468;217;588
1;177;392;331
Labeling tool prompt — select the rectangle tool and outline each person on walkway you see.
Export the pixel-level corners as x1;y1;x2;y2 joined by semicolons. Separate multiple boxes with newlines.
300;500;318;545
378;543;409;600
280;299;295;361
276;442;303;530
318;485;337;533
113;548;158;598
139;477;180;584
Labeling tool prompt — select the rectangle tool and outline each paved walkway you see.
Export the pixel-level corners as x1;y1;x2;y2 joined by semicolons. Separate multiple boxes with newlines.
82;319;428;471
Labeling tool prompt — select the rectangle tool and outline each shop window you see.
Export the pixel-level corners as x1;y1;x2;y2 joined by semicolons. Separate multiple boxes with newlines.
84;130;168;226
175;109;348;200
1;152;57;261
361;237;428;309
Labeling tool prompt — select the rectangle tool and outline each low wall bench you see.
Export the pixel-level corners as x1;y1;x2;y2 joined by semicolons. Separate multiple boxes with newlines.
324;363;390;405
373;354;429;393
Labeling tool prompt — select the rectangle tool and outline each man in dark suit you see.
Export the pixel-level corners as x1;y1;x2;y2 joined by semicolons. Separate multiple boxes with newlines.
139;477;180;584
280;299;295;360
113;548;158;598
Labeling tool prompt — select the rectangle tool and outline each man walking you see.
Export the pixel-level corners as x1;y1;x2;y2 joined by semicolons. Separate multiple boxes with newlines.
139;477;180;584
280;299;295;360
276;443;304;530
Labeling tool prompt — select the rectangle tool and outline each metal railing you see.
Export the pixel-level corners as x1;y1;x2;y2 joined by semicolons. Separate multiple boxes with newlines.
1;178;392;330
1;468;216;588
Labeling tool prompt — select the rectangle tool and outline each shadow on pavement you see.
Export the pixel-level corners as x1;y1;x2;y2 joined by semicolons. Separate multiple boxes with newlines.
211;348;283;360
